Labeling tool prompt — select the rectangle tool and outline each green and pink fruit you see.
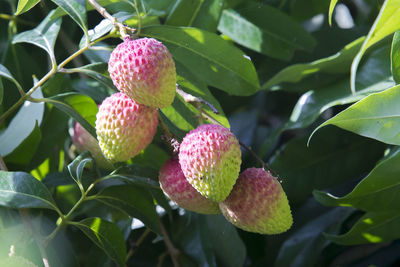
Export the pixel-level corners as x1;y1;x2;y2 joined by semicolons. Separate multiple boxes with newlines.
108;37;176;108
179;124;241;202
219;168;293;234
71;122;113;169
159;158;220;214
95;92;158;162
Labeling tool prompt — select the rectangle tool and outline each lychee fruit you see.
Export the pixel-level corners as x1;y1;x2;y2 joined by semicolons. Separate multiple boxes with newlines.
95;92;158;162
108;37;176;108
219;168;293;234
159;158;220;214
178;124;241;202
71;122;113;169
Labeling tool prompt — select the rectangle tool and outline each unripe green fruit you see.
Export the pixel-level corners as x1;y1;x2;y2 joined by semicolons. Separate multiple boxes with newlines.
108;37;176;108
159;158;220;214
179;124;241;202
219;168;293;234
95;92;158;162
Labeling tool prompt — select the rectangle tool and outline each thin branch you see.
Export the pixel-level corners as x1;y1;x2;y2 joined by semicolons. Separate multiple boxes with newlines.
87;0;136;38
176;87;219;114
0;156;8;171
125;228;151;262
133;0;142;36
159;219;180;267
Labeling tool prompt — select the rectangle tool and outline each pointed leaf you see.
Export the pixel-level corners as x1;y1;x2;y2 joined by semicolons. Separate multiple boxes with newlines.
94;185;160;234
0;171;57;210
15;0;41;15
309;84;400;146
314;149;400;212
140;25;259;96
0;88;44;157
328;0;338;26
391;31;400;84
67;151;93;185
351;0;400;93
262;37;364;90
74;217;126;267
69;63;116;91
325;211;400;245
50;0;87;33
218;2;316;60
12;10;61;64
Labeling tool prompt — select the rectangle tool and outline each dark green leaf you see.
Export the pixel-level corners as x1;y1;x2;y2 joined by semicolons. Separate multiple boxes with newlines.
73;217;126;267
48;92;97;137
67;151;93;186
313;149;400;212
69;63;116;91
270;127;384;204
12;10;61;63
325;211;400;245
276;207;353;267
166;0;205;26
191;0;224;32
310;84;400;146
94;185;160;234
262;37;364;90
0;63;23;94
50;0;87;33
391;31;400;84
0;171;57;210
0;89;44;157
15;0;41;15
140;25;259;96
101;174;160;189
351;0;400;93
218;2;316;60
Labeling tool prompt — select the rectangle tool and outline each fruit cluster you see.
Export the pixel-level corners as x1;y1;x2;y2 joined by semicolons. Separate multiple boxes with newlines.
73;36;292;235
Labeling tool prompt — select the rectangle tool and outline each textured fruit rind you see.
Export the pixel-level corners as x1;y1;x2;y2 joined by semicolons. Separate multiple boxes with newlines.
72;122;113;169
179;124;241;202
159;158;220;214
108;37;176;108
219;168;293;234
95;92;158;162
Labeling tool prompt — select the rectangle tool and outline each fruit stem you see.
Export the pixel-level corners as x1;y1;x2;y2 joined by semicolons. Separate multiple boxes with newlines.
176;87;219;114
87;0;136;38
125;228;151;262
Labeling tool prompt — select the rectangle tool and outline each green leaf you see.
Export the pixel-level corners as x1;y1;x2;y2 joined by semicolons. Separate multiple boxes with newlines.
73;217;126;267
391;31;400;84
288;43;393;129
0;63;23;94
328;0;338;26
12;10;61;64
166;0;205;26
309;84;400;146
67;151;93;186
276;207;353;267
0;171;57;210
15;0;41;15
68;63;116;91
0;88;44;157
325;211;400;245
48;93;97;137
94;185;160;234
218;2;316;60
270;127;384;204
140;25;259;96
191;0;224;32
101;174;160;189
313;149;400;212
351;0;400;93
262;37;365;90
50;0;87;33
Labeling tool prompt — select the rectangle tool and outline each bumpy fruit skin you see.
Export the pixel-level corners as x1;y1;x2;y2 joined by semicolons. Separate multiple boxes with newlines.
179;124;241;202
72;122;113;169
95;92;158;162
159;158;220;214
219;168;293;234
108;37;176;108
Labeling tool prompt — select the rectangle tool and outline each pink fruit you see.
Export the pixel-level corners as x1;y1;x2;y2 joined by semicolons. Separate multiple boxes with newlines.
219;168;293;234
159;158;220;214
108;37;176;108
95;92;158;162
179;124;241;202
